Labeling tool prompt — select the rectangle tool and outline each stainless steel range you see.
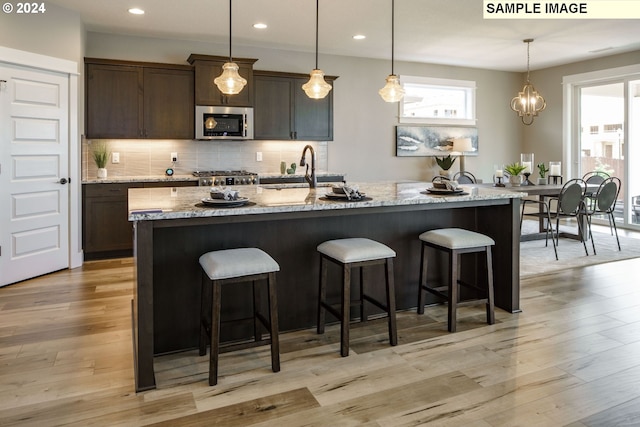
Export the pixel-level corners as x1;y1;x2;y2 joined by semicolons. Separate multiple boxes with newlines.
192;170;259;186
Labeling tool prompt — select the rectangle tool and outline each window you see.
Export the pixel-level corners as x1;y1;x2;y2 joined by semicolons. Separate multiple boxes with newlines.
399;76;476;125
604;123;622;132
590;125;599;134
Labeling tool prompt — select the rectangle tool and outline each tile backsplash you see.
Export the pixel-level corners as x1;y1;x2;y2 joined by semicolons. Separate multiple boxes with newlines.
82;139;328;180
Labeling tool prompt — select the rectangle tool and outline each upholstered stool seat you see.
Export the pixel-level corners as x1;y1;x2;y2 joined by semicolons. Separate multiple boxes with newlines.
417;228;495;332
317;238;398;357
198;248;280;385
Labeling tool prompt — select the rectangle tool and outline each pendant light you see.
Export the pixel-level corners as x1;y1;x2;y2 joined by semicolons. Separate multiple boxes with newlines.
510;39;546;125
302;0;332;99
214;0;247;95
379;0;405;102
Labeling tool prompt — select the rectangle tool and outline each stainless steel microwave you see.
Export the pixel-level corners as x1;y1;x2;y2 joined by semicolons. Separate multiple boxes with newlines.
195;106;254;140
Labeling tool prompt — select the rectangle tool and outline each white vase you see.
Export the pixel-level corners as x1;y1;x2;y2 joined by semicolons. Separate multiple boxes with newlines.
97;168;107;179
537;177;547;185
509;175;522;186
439;170;452;179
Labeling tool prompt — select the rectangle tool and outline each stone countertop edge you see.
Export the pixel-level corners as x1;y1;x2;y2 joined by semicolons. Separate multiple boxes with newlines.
82;172;345;184
128;181;526;221
82;175;198;184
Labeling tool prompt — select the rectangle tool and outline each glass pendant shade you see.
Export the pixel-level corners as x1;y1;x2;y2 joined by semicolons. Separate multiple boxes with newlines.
302;69;332;99
379;74;405;102
214;62;247;95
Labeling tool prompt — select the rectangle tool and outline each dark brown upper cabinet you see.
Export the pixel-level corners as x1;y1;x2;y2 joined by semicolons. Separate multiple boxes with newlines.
187;54;257;107
253;71;336;141
85;58;194;139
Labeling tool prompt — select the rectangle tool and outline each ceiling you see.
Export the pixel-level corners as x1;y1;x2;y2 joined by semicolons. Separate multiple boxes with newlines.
48;0;640;72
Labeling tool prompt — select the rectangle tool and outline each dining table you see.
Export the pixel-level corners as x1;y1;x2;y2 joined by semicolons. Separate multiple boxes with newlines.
475;182;597;241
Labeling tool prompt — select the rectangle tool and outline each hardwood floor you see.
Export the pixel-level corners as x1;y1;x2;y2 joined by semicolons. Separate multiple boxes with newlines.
2;250;640;426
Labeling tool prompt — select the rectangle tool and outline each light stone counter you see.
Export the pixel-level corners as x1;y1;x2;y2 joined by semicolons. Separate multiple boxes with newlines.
83;174;197;184
128;181;525;221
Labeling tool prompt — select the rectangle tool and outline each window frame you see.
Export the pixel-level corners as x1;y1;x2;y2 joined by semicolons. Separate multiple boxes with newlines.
398;75;477;126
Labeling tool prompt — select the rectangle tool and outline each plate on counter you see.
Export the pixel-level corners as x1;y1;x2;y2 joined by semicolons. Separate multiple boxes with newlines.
421;189;468;196
320;195;372;202
323;192;367;199
200;197;250;207
424;188;465;195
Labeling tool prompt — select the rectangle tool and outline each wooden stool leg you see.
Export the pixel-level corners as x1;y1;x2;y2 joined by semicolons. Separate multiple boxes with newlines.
341;263;351;357
385;258;398;346
199;272;209;356
359;266;366;322
267;272;280;373
485;247;495;325
448;250;459;333
417;243;427;314
209;281;222;386
253;280;262;342
317;255;327;335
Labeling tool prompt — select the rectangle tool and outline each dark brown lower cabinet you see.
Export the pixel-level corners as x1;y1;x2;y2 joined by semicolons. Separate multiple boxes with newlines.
82;181;197;260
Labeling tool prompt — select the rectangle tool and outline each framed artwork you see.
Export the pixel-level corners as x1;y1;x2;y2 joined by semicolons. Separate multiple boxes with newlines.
396;126;478;157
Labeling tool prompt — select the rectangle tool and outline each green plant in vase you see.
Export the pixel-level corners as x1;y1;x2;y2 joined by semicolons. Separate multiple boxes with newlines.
91;142;110;178
435;154;456;177
504;162;526;186
537;162;549;184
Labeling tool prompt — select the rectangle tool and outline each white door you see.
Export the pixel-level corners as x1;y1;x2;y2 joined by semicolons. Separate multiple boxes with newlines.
0;63;70;287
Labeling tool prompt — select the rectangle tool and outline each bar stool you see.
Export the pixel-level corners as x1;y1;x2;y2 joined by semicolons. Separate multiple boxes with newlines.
198;248;280;386
417;228;495;332
317;238;398;357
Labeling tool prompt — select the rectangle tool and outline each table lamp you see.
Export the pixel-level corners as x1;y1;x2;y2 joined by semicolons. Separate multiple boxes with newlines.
452;138;474;173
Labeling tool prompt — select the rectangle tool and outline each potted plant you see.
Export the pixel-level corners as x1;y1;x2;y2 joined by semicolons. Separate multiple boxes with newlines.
91;142;110;179
435;154;456;178
537;162;549;185
504;162;526;186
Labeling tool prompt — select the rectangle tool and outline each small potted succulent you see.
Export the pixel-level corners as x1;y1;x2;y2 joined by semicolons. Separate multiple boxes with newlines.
504;162;527;186
537;162;549;185
91;142;110;179
435;154;457;178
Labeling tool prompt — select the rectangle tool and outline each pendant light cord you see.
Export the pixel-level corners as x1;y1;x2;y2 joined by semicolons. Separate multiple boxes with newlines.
315;0;319;69
525;39;532;83
391;0;395;75
228;0;233;62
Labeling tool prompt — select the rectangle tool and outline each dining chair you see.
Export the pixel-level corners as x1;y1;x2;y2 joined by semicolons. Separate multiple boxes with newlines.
582;171;610;188
452;171;477;184
520;178;589;260
583;176;621;253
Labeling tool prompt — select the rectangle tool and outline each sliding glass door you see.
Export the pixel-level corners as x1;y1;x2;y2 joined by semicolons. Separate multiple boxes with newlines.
577;78;639;228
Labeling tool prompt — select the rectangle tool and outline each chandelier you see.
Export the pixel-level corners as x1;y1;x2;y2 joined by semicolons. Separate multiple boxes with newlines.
510;39;546;125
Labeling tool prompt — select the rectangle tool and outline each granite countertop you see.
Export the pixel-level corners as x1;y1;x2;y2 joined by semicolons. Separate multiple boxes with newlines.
83;174;198;184
128;181;526;221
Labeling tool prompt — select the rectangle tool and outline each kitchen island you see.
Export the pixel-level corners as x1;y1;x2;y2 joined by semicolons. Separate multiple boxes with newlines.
128;181;525;391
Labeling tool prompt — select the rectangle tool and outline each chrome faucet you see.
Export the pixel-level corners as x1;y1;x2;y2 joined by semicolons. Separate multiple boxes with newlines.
300;144;317;188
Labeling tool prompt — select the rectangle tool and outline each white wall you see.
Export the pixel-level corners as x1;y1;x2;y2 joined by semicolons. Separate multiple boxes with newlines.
86;31;524;182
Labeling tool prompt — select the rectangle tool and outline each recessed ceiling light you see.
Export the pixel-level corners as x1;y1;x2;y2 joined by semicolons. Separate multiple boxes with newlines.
128;8;145;15
353;34;366;40
253;23;268;29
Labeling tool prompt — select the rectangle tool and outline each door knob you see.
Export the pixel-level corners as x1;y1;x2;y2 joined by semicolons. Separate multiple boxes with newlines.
59;178;68;185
